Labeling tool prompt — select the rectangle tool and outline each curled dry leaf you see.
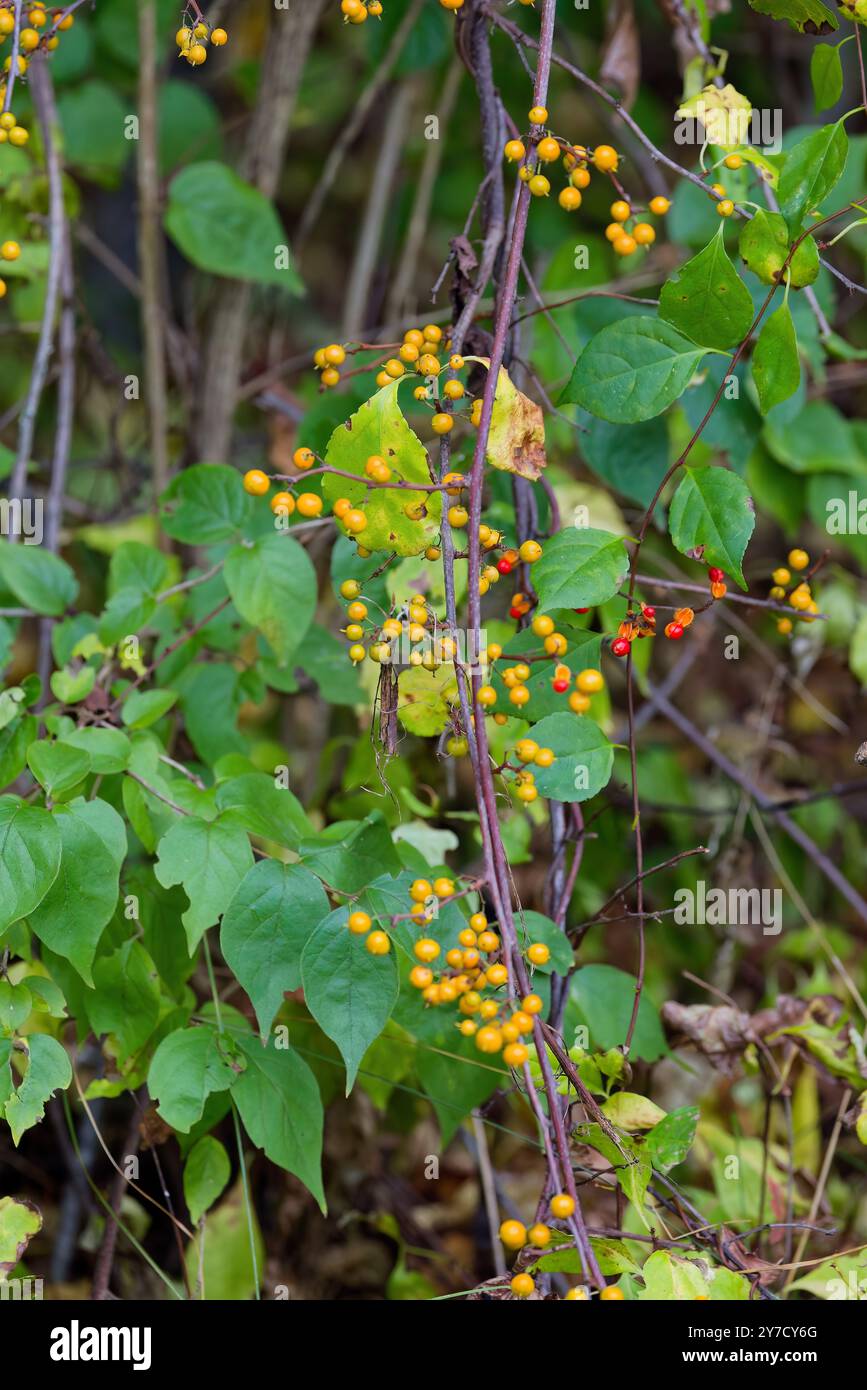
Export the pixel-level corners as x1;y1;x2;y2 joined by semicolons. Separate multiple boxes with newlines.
599;0;641;109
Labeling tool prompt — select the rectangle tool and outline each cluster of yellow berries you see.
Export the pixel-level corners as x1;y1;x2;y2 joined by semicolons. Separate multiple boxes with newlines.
0;236;20;301
0;4;71;82
339;0;383;22
504;115;672;253
0;108;27;147
243;453;325;524
399;884;552;1059
175;18;227;66
346;908;391;955
769;548;818;634
499;1203;627;1299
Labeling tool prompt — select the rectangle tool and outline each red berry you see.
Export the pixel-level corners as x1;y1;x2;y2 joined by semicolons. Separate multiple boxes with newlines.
509;606;522;620
708;567;724;583
497;559;513;575
611;638;630;657
574;607;589;614
643;607;655;620
552;678;569;693
667;622;684;640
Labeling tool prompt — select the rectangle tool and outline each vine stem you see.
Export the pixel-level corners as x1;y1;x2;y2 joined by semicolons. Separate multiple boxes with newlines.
442;0;604;1288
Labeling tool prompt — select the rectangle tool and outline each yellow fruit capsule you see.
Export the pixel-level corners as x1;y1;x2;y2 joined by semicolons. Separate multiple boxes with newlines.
528;174;550;197
772;567;791;587
366;930;390;955
569;691;591;714
528;105;548;124
348;910;372;934
610;200;631;222
504;138;526;162
503;1041;529;1067
717;199;735;217
614;234;637;256
242;469;270;496
448;505;468;528
522;993;543;1015
511;1273;535;1297
571;166;591;190
592;144;618;171
410;965;434;990
537;136;560;162
500;1220;527;1249
433;877;454;899
532;614;555;637
527;942;550;965
414;938;440;962
211;28;228;45
633;222;656;245
550;1192;575;1218
519;539;542;563
432;413;454;434
270;491;295;516
558;186;583;211
576;668;604;694
475;1025;504;1053
529;1224;551;1246
649;195;670;215
788;549;809;571
486;963;508;986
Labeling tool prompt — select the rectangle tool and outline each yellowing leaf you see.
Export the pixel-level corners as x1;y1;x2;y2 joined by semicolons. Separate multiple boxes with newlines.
677;83;754;149
396;665;458;736
468;358;546;480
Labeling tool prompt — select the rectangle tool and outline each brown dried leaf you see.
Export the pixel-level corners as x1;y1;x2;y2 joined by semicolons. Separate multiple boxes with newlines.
661;1001;753;1074
599;0;641;110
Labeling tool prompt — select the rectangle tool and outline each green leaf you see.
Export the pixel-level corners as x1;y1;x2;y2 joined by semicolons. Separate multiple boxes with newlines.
150;1026;237;1132
738;209;819;287
27;798;126;985
301;907;399;1092
0;715;36;787
638;1249;713;1300
532;527;630;612
563;317;706;424
57;81;129;180
26;740;92;801
0;980;32;1034
752;302;801;415
61;727;131;774
668;466;756;588
416;1032;505;1147
0;1194;42;1274
747;0;838;34
0;798;62;937
659;227;755;350
154;815;254;952
3;1034;72;1145
645;1105;700;1172
184;1136;231;1224
569;964;667;1062
221;860;330;1038
0;540;78;616
121;688;179;729
224;534;316;669
160;463;254;545
601;1092;667;1131
50;665;97;705
765;400;866;475
214;772;312;849
396;664;458;736
89;941;161;1057
184;1180;264;1300
579;1122;652;1228
811;43;844;111
300;812;402;894
232;1035;325;1211
522;711;614;803
158;80;222;175
165;162;300;289
581;417;671;508
322;380;442;555
778;121;848;234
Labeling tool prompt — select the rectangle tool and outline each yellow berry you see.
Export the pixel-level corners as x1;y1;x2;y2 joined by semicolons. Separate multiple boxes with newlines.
576;668;604;694
537;136;560;162
592;144;618;172
649;195;670;215
433;877;454;899
522;993;543;1015
527;942;550;965
511;1273;535;1297
788;549;810;571
610;200;631;222
550;1193;575;1219
242;469;270;496
499;1219;527;1249
503;1041;529;1067
504;138;526;162
366;930;391;955
348;910;372;934
475;1025;504;1053
528;106;548;124
296;493;323;518
528;1223;550;1246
